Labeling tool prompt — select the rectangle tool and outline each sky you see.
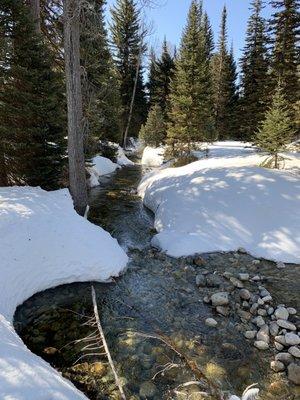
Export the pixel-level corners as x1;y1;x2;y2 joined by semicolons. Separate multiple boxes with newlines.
105;0;274;63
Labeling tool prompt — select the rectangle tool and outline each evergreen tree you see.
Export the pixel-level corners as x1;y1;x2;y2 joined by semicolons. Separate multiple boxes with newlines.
202;12;214;60
139;104;166;147
81;0;122;154
111;0;147;140
0;0;65;189
147;48;160;108
227;46;240;138
239;0;269;141
256;81;295;168
149;39;175;115
211;6;238;139
270;0;300;119
167;0;214;156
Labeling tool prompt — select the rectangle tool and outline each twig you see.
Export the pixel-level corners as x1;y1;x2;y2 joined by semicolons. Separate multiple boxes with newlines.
91;286;127;400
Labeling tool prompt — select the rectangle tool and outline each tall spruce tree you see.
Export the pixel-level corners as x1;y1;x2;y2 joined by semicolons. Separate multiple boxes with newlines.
0;0;65;189
240;0;269;141
167;0;214;156
111;0;147;141
270;0;300;121
256;80;295;168
147;48;159;108
81;0;122;154
211;6;238;139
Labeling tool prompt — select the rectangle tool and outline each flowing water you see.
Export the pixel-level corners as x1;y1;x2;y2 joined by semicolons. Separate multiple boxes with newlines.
14;163;300;400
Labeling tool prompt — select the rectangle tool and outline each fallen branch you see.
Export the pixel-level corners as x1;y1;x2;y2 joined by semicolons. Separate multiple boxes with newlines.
91;285;127;400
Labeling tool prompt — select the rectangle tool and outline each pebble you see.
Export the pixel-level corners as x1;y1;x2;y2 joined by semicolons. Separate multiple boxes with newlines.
205;318;218;328
257;298;264;306
275;352;293;365
276;261;286;269
230;277;244;288
196;274;207;287
211;292;229;306
194;257;206;266
238;273;250;281
288;346;300;358
269;322;280;337
285;332;300;346
252;275;261;281
275;335;287;346
206;274;222;288
267;307;274;316
250;303;259;315
239;289;251;300
216;306;230;316
287;307;297;315
203;296;210;304
288;363;300;385
244;330;257;340
275;342;284;351
257;325;269;343
257;309;267;316
262;295;272;303
277;319;297;331
275;307;289;321
271;360;286;372
254;316;265;327
254;340;269;350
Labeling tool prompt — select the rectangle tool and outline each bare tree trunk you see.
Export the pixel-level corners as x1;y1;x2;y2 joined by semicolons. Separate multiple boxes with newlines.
27;0;41;34
123;46;142;149
63;0;88;216
0;149;8;186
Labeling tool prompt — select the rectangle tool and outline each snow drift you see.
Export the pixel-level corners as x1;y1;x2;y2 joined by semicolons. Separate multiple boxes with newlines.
0;186;128;399
139;142;300;263
141;146;165;167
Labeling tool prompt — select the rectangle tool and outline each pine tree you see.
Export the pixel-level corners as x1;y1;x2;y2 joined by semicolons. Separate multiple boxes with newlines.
0;0;65;190
81;0;122;154
202;12;214;60
139;105;166;147
149;39;175;115
227;46;240;138
270;0;300;119
111;0;147;141
211;6;239;139
239;0;269;141
147;48;160;108
256;81;295;168
167;0;214;156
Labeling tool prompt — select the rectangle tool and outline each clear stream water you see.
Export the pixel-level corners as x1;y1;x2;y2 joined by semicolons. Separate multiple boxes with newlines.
14;163;300;400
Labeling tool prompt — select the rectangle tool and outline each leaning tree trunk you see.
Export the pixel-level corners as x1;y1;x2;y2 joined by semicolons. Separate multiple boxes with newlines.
27;0;41;33
63;0;88;216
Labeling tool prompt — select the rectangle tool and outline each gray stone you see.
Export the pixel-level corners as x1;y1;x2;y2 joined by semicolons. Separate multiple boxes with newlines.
239;289;251;300
275;342;284;351
216;306;230;316
254;316;265;327
252;259;260;265
257;309;267;316
254;340;269;350
257;325;269;343
230;277;244;288
276;261;286;269
252;275;261;281
277;319;297;331
260;288;271;297
139;381;157;399
244;330;257;340
262;295;272;303
285;333;300;346
287;307;297;315
275;335;287;346
270;322;280;337
223;271;233;279
211;292;229;307
257;298;264;306
275;352;293;365
275;307;289;321
267;307;274;316
250;303;259;315
194;257;206;266
196;274;207;287
203;296;210;304
205;318;218;328
289;346;300;358
237;309;252;321
271;360;286;372
238;273;250;281
288;363;300;385
238;247;247;254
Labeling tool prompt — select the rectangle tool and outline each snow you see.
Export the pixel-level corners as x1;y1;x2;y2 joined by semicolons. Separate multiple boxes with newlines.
141;146;165;167
116;145;135;166
0;186;128;399
139;141;300;263
87;155;120;188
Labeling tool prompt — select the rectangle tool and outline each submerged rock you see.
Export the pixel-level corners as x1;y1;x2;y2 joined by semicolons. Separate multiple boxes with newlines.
288;363;300;385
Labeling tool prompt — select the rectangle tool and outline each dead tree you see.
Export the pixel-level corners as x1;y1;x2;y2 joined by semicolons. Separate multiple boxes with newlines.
63;0;88;216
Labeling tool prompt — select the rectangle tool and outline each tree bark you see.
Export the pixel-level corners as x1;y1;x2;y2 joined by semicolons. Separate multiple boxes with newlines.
63;0;88;216
28;0;41;34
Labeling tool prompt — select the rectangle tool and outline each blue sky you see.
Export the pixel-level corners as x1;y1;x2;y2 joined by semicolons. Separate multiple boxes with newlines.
105;0;273;63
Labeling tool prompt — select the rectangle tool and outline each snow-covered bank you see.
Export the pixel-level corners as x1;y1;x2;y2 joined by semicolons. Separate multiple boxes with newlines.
0;186;128;399
141;146;165;167
139;142;300;263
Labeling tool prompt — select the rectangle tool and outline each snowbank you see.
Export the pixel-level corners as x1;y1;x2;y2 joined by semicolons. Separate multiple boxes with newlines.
87;155;120;187
116;145;135;166
0;186;128;399
139;142;300;263
141;146;165;167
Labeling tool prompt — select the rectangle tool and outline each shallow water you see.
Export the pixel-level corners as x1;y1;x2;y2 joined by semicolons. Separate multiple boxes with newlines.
14;164;300;400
